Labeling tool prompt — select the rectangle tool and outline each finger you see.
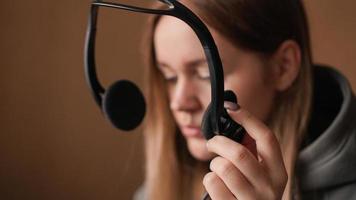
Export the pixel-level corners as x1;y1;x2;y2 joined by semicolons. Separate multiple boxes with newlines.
207;136;269;189
210;156;256;200
203;172;236;200
227;108;286;181
240;132;257;157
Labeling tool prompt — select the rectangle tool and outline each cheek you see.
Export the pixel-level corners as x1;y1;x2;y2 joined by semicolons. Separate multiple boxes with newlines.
225;73;275;121
196;82;211;109
166;84;175;102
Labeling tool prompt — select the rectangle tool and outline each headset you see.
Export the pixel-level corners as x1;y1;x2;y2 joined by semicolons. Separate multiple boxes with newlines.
84;0;245;141
84;0;245;198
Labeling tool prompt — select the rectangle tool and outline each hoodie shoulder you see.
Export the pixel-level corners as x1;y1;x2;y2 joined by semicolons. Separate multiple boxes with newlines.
297;65;356;198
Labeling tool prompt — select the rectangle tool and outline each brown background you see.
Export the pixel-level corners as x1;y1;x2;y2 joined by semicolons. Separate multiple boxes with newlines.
0;0;355;200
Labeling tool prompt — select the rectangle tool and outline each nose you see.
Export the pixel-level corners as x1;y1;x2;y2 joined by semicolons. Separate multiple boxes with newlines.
170;78;201;112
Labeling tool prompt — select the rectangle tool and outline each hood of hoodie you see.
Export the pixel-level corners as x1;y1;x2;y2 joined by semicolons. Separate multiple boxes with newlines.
297;65;356;191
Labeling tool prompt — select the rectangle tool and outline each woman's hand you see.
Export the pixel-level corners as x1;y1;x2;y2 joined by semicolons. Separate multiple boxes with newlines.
203;108;288;200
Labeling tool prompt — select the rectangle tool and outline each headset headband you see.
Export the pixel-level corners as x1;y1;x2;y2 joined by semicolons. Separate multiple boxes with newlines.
84;0;225;137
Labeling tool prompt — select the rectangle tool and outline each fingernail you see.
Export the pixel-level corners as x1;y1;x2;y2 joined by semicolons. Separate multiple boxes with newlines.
224;101;240;111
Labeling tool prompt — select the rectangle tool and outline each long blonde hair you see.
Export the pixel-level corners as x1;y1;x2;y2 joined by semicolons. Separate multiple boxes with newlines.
141;0;313;199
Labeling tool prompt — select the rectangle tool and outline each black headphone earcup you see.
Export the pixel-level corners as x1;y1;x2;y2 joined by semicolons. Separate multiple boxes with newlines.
201;104;215;140
224;90;237;104
102;80;146;131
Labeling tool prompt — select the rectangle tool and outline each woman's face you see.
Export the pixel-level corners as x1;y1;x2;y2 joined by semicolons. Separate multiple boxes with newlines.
154;16;277;161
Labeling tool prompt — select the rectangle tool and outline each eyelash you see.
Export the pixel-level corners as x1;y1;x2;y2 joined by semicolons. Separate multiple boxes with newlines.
197;73;210;80
164;75;177;83
162;71;210;83
164;76;210;84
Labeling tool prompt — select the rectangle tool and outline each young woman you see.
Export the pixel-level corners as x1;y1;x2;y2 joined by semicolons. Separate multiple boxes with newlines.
134;0;356;199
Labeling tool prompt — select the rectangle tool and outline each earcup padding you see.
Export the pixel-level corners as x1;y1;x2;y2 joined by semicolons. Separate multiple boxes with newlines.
102;80;146;131
224;90;237;103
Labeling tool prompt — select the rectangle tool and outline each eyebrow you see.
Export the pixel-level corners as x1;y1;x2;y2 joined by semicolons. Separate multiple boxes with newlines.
157;58;207;69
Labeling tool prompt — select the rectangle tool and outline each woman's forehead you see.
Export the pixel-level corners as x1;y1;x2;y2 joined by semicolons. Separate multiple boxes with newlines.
154;16;206;68
153;15;246;72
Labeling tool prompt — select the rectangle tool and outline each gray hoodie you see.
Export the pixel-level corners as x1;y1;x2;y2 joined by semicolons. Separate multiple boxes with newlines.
297;66;356;199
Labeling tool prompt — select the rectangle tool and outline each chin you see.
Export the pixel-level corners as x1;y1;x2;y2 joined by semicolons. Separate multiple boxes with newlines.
186;137;215;161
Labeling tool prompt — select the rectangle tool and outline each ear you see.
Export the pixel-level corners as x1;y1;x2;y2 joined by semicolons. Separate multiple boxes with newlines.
270;40;301;92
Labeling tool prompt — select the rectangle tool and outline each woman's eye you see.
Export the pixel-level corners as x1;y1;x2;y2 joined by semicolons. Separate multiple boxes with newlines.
197;70;210;80
164;75;177;82
160;70;177;83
